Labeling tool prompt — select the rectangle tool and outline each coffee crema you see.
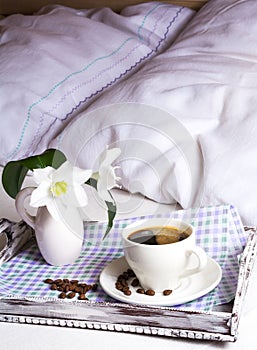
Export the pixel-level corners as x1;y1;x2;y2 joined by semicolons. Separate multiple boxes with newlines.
128;226;191;245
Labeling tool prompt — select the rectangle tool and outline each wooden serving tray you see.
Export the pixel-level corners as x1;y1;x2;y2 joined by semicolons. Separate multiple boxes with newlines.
0;218;256;342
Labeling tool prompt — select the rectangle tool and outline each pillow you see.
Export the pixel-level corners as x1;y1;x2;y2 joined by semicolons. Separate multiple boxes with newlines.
51;0;257;226
0;2;195;165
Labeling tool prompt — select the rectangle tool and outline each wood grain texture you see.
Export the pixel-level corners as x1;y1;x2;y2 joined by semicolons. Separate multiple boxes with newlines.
0;229;256;342
0;298;233;341
0;0;208;15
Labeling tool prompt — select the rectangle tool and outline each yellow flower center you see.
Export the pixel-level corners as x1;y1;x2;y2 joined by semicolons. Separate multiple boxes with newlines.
51;181;68;196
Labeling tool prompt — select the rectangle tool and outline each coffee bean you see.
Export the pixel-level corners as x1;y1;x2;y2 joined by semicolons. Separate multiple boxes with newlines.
127;269;136;278
44;278;53;284
122;272;129;280
44;277;98;301
59;292;66;299
121;279;128;287
70;284;76;291
67;292;76;299
136;288;145;294
64;285;70;293
74;286;83;294
163;289;172;296
124;289;132;296
114;269;175;299
54;279;63;285
78;293;87;300
70;280;78;284
50;284;58;290
115;282;123;291
145;289;155;296
131;278;139;287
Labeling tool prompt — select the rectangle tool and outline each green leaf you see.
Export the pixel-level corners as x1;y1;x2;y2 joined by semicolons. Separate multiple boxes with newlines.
103;197;117;240
2;149;66;199
86;177;97;190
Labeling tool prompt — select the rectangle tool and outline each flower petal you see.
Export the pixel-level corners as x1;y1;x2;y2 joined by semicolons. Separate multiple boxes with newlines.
32;167;53;185
73;167;92;185
53;161;73;183
30;182;51;208
61;184;88;207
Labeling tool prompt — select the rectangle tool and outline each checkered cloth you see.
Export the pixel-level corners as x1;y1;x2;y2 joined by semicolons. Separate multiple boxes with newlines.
0;205;248;311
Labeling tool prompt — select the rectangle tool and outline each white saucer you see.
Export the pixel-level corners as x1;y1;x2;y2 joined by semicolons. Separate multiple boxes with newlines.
99;256;222;306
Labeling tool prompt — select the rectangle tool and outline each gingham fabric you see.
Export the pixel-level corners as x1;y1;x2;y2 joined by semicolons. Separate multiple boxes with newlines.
0;204;248;311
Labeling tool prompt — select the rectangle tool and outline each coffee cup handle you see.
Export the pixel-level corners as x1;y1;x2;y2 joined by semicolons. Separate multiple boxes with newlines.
180;246;208;278
15;187;37;229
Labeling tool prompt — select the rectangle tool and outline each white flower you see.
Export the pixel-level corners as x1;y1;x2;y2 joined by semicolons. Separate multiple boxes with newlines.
96;147;121;203
30;161;92;222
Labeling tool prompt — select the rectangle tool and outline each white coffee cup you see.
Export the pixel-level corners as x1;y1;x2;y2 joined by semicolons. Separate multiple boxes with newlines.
121;218;208;292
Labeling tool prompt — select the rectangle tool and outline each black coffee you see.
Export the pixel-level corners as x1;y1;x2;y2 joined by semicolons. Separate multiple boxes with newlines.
128;226;190;245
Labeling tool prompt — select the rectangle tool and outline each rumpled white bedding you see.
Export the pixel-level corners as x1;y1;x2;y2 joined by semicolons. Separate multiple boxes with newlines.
51;0;257;227
2;0;257;228
0;2;194;163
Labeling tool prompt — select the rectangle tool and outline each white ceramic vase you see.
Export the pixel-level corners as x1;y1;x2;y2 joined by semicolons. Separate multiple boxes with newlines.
15;187;84;266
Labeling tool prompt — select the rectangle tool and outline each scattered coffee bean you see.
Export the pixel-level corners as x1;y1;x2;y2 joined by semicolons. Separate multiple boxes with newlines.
124;289;132;296
70;279;78;284
122;272;129;280
44;278;53;284
115;269;173;298
85;284;91;289
67;292;76;299
69;284;75;291
145;289;155;296
115;282;123;291
59;292;66;299
78;293;88;300
43;278;98;301
131;278;139;287
74;286;82;294
50;283;58;290
120;279;128;287
163;289;172;296
64;285;70;293
127;269;136;278
136;288;145;294
54;279;63;285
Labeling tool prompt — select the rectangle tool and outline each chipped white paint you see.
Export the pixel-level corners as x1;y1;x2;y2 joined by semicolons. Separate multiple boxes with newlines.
0;222;256;342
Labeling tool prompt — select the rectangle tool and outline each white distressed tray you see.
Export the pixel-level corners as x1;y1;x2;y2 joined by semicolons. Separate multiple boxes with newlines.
0;219;256;342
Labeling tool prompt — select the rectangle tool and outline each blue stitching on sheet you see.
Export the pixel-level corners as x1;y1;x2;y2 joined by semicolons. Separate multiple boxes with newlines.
8;5;184;160
137;3;162;42
37;6;168;126
61;6;184;121
24;6;185;157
